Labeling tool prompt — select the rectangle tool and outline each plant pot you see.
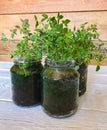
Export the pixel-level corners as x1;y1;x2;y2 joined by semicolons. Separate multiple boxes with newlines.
10;61;43;106
78;63;88;96
42;60;79;118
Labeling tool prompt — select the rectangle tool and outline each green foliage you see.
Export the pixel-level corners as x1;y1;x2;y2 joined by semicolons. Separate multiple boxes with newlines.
40;13;106;69
72;22;106;70
1;17;43;76
41;13;74;63
1;33;8;45
1;17;43;62
1;13;106;73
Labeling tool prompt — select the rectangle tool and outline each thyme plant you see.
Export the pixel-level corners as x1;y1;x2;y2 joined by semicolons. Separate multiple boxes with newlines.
1;13;106;72
2;17;42;63
1;16;43;76
72;22;106;71
40;13;106;70
41;13;74;63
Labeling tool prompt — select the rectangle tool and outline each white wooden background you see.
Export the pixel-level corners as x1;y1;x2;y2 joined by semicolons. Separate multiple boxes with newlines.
0;62;107;130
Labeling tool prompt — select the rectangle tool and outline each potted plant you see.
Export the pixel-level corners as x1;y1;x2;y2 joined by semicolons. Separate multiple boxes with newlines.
1;17;43;106
41;13;79;118
72;22;106;96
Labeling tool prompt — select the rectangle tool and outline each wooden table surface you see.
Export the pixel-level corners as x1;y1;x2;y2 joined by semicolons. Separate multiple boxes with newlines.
0;62;107;130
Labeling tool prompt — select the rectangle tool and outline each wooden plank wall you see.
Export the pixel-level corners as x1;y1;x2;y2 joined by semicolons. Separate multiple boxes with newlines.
0;0;107;62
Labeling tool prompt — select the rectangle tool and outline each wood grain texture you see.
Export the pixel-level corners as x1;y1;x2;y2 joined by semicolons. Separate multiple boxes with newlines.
0;63;107;130
0;55;12;61
0;0;107;14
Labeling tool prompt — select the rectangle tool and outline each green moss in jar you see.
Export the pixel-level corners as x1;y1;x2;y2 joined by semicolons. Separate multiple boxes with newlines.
42;60;79;118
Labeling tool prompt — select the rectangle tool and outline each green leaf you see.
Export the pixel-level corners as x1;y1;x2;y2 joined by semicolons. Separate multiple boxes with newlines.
34;15;39;27
41;13;48;21
30;35;36;41
57;13;63;21
21;19;30;30
10;29;17;38
62;19;70;26
96;65;100;71
1;33;8;45
81;22;88;29
15;25;20;29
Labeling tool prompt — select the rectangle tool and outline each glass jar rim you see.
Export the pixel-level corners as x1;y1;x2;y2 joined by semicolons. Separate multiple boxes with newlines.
45;59;75;68
13;56;41;65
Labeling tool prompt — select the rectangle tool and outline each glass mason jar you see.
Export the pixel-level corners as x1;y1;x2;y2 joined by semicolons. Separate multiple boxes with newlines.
10;58;43;106
78;63;88;96
42;60;79;118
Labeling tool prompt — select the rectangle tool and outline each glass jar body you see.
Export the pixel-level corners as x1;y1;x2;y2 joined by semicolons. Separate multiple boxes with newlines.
10;61;43;106
42;61;79;118
78;63;88;96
